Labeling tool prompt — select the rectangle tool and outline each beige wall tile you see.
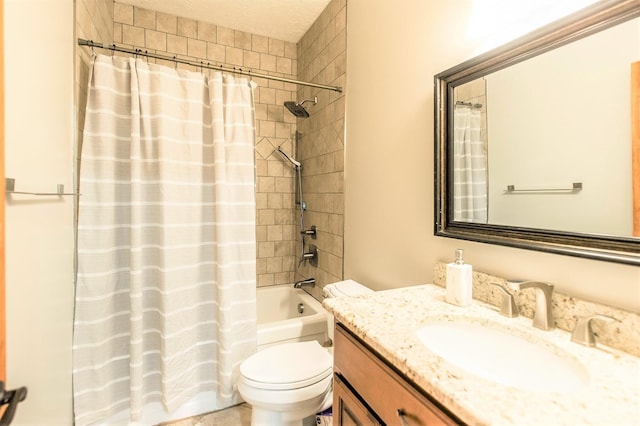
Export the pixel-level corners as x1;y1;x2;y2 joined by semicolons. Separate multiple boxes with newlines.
187;38;207;58
267;225;283;242
252;34;269;54
258;241;275;258
145;29;166;50
284;42;297;59
269;38;285;56
257;208;275;226
225;46;243;66
177;17;197;38
266;257;283;274
167;34;187;55
133;7;155;30
258;120;275;138
217;26;235;46
114;2;133;25
198;22;217;43
276;56;292;74
260;53;277;72
113;23;123;43
157;12;177;34
235;30;251;50
244;50;260;70
207;43;225;63
267;104;284;122
122;25;145;46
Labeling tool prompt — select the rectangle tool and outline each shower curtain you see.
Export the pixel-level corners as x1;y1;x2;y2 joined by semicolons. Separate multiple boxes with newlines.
453;106;488;223
73;54;257;425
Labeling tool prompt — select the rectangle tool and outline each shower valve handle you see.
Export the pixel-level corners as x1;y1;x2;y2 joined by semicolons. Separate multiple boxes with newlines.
301;245;318;267
300;225;317;239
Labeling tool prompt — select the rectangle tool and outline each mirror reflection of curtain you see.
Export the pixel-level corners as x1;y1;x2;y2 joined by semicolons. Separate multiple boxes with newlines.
453;106;488;223
633;61;640;237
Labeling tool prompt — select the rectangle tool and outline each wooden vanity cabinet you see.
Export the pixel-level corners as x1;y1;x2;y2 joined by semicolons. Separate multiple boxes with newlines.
333;324;460;426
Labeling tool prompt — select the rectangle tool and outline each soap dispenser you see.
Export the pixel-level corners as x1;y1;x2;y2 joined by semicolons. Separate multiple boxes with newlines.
446;249;473;307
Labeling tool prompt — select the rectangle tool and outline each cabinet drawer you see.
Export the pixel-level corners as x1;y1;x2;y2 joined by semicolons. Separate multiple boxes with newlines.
334;324;459;426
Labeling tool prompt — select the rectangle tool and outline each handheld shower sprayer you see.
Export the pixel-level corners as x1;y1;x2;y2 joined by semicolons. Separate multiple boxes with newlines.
277;146;301;168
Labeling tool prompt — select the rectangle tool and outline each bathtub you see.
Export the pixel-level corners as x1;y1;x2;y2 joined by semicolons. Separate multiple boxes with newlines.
257;284;329;350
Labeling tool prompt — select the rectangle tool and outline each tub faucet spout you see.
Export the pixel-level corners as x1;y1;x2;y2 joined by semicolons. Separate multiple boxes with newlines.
294;278;316;288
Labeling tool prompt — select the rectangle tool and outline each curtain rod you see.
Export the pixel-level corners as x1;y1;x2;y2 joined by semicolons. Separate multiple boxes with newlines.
78;38;343;93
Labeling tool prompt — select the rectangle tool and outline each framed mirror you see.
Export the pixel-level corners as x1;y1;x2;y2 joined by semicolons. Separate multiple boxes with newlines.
435;0;640;265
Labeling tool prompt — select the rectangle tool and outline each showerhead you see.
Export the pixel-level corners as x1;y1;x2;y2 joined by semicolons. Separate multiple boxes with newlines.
284;96;318;118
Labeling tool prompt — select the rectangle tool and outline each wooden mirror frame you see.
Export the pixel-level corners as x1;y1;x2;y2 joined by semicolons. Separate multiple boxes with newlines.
434;0;640;266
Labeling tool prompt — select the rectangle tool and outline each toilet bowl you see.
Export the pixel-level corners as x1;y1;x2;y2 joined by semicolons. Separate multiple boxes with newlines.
238;279;373;426
238;341;333;426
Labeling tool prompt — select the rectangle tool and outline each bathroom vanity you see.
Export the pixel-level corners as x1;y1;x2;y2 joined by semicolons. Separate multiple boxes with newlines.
333;324;458;425
325;284;640;425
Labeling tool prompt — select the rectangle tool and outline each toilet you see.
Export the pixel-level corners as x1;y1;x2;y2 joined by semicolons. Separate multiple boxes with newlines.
238;279;373;426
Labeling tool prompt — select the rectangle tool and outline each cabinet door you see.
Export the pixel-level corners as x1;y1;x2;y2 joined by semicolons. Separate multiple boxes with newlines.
334;324;460;425
334;373;382;426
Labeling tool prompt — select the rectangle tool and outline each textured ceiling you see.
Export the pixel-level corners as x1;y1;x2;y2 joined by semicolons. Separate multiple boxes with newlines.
119;0;332;43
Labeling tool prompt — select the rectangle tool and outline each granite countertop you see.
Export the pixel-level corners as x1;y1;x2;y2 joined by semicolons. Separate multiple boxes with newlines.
323;284;640;426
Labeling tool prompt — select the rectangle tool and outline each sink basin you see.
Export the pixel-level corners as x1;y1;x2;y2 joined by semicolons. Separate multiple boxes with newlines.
416;320;589;393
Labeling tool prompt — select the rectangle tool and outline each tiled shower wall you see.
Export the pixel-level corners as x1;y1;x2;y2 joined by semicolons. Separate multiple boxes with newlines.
75;0;114;184
75;1;345;292
294;0;347;298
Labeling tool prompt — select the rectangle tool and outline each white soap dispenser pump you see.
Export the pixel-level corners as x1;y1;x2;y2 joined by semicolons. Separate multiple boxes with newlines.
446;249;473;307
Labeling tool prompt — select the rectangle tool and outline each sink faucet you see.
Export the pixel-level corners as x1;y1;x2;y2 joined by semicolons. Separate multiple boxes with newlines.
508;280;554;330
571;314;617;347
294;278;315;288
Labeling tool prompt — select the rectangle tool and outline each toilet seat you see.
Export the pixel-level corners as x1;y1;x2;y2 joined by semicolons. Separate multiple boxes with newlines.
240;341;333;391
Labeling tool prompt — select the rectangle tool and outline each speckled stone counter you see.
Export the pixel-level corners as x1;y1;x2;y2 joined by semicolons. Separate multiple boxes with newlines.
323;285;640;426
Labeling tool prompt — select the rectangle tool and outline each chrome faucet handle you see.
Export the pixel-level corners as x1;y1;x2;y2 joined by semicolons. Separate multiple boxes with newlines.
571;314;617;347
490;282;518;318
508;280;554;330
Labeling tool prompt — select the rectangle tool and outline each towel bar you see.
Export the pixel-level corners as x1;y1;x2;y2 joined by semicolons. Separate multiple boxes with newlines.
504;182;582;193
5;177;79;196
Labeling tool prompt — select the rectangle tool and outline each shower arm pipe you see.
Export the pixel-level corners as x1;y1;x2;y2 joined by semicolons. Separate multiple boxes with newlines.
78;39;343;93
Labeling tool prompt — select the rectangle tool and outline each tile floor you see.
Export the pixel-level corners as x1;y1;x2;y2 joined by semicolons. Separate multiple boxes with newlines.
160;403;252;426
160;403;330;426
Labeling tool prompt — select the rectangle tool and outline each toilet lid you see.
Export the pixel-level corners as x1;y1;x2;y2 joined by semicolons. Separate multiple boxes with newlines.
240;341;332;390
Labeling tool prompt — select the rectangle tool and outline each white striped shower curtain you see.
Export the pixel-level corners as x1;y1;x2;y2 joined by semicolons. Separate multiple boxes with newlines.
73;54;257;425
453;106;488;223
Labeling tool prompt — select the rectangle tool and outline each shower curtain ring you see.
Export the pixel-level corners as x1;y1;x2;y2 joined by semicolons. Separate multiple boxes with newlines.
111;44;116;57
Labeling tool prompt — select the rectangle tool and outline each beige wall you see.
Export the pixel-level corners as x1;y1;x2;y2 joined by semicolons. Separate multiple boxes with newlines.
344;0;640;313
5;0;75;424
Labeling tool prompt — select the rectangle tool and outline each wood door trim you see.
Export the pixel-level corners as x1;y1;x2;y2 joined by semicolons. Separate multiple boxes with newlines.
0;0;6;383
632;61;640;237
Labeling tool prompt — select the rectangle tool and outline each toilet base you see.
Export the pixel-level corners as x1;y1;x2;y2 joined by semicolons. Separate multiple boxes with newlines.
250;407;304;426
245;385;333;426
